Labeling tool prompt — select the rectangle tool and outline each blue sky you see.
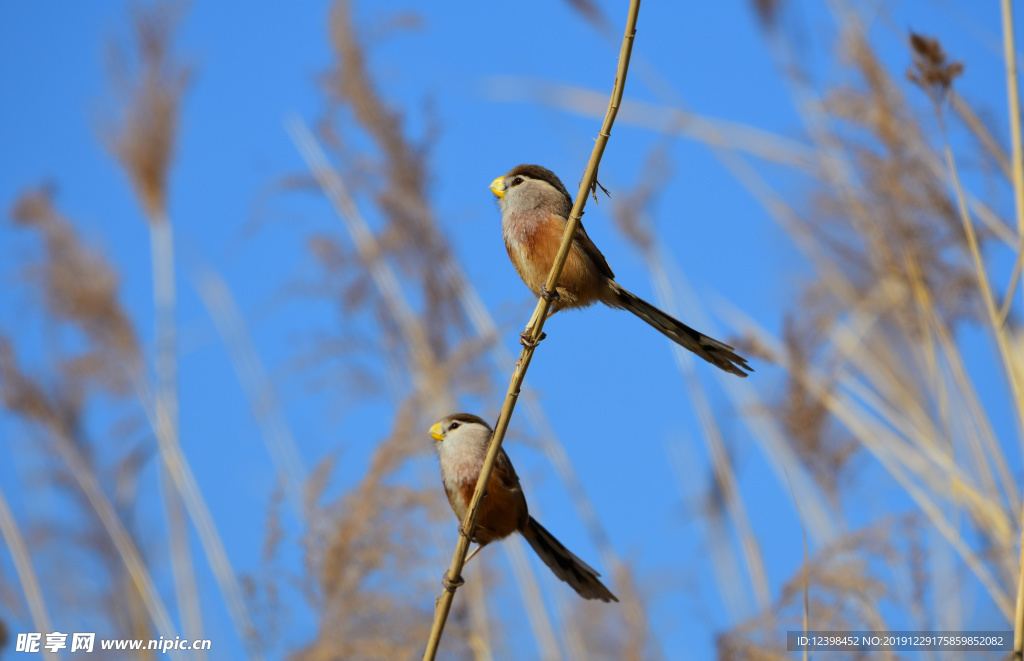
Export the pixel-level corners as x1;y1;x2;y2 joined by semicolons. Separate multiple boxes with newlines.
1;1;1020;659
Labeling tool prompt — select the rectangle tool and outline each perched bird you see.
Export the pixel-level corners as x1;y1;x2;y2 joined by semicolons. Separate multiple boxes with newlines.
430;413;618;602
490;164;752;377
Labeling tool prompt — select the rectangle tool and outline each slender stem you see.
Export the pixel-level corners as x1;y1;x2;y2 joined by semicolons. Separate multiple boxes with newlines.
54;432;185;658
136;217;261;660
1015;496;1024;660
940;126;1024;451
287;119;558;654
1001;0;1024;312
0;485;59;661
421;1;642;658
151;217;205;653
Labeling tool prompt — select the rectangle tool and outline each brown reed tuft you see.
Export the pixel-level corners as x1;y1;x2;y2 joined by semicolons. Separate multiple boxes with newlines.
907;32;964;103
3;188;158;650
105;2;190;221
9;187;139;392
322;1;468;357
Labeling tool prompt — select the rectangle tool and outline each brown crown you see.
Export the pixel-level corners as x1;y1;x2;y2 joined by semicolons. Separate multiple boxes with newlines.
446;413;491;429
506;164;572;202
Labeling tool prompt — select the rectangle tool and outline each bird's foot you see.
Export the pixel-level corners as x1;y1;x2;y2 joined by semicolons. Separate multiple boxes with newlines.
442;571;465;593
519;330;547;348
540;284;560;302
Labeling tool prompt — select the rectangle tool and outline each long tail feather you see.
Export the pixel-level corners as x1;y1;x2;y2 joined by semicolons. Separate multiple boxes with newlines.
607;282;752;377
521;517;618;602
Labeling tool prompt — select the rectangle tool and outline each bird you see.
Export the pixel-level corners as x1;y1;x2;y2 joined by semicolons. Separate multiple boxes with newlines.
430;413;618;602
490;164;752;377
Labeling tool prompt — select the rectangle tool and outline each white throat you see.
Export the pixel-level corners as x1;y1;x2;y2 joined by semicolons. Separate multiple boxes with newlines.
437;424;490;489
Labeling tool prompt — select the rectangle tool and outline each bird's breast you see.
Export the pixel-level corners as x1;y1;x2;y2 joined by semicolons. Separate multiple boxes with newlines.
439;441;483;519
501;209;602;309
502;209;562;294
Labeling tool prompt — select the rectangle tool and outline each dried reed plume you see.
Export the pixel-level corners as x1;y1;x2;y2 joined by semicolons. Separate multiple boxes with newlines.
3;188;178;652
105;2;190;222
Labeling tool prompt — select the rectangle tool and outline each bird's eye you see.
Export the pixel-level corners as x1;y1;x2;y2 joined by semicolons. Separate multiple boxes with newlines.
449;421;461;431
511;177;524;186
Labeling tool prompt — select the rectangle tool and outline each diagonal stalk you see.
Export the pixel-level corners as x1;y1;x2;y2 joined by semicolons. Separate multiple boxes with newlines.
287;119;556;657
421;1;642;657
1000;0;1024;315
0;483;59;661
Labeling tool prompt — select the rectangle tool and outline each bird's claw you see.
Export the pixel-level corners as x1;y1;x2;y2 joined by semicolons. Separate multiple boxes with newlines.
519;330;547;348
442;571;465;593
540;284;560;302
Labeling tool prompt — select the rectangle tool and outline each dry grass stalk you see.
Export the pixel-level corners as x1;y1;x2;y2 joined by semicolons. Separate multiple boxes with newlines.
275;2;584;656
0;486;57;661
105;5;274;655
422;1;642;656
104;4;213;655
191;264;310;518
415;0;638;658
324;0;464;356
290;116;559;658
291;95;656;655
612;158;772;612
2;193;183;656
1000;0;1024;273
485;78;815;170
290;404;438;660
720;517;920;660
1001;2;1024;649
752;15;1018;630
292;100;656;653
908;32;1024;484
588;1;1023;645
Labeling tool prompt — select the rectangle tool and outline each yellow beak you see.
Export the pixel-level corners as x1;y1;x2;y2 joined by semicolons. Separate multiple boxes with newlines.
489;176;506;198
429;422;444;441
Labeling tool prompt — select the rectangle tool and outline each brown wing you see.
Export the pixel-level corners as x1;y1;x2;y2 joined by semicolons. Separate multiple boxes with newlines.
460;449;528;544
573;221;615;281
451;449;528;544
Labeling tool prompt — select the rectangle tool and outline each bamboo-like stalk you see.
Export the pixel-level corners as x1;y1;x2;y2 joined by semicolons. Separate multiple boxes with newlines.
0;484;58;661
421;2;641;658
290;111;659;655
1001;0;1024;313
288;118;559;656
439;256;656;653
